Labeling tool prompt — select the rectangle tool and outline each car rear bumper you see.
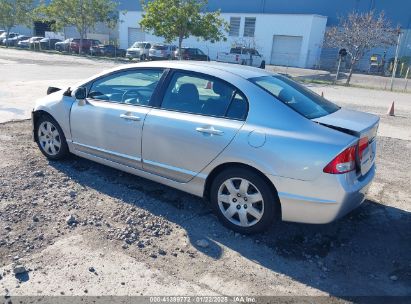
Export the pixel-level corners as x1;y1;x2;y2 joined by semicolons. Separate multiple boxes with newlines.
268;165;375;224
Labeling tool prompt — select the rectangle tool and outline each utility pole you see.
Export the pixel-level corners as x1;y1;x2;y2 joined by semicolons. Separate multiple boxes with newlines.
390;28;402;91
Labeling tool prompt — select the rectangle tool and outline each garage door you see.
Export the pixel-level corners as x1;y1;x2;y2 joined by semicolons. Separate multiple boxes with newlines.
128;28;145;47
270;35;303;67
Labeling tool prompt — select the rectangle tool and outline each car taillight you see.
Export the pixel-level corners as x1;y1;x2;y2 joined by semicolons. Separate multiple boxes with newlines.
323;146;356;174
358;137;369;161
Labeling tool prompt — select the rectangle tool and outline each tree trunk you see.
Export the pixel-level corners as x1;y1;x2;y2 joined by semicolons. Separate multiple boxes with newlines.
178;36;183;60
79;31;83;55
345;58;356;86
5;28;11;48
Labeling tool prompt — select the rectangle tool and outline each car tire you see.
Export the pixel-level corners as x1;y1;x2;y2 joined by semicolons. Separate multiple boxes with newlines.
35;114;69;160
260;61;266;69
210;167;279;234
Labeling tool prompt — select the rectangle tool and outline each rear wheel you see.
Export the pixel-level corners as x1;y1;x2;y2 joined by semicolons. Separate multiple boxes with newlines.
35;114;69;160
210;167;279;234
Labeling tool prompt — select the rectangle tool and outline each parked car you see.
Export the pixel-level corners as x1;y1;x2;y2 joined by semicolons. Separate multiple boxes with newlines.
90;44;126;57
217;47;266;69
2;34;30;46
36;38;62;50
69;39;101;53
0;32;19;45
126;41;152;60
28;37;45;49
31;61;379;233
173;47;210;61
149;44;176;60
17;36;43;48
55;38;72;52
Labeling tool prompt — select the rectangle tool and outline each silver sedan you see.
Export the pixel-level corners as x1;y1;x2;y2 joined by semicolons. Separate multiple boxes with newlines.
32;61;379;233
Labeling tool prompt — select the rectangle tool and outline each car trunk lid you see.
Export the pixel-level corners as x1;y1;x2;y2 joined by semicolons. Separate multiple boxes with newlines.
313;108;379;176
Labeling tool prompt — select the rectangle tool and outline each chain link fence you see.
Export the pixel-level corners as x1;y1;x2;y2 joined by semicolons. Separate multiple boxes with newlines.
267;47;411;93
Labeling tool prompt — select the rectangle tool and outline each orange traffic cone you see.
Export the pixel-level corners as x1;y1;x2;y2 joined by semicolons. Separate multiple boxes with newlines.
204;81;213;89
387;101;395;116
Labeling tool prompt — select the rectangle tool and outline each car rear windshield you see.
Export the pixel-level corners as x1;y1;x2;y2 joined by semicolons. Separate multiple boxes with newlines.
250;75;340;119
152;45;167;50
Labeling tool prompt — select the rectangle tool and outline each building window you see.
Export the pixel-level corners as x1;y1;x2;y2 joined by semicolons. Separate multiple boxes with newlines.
243;17;256;37
229;17;241;37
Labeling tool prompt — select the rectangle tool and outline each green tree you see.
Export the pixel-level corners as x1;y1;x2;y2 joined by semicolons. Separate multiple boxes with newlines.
140;0;227;59
325;11;397;85
0;0;34;47
38;0;118;53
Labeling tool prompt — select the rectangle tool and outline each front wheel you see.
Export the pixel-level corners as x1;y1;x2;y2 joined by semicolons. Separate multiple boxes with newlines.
210;167;279;234
35;114;69;160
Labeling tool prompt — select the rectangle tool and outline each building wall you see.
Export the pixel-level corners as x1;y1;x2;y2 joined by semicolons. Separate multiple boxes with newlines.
119;12;327;68
120;0;411;28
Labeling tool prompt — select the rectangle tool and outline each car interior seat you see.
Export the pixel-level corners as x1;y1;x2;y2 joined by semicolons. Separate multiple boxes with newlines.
201;81;233;116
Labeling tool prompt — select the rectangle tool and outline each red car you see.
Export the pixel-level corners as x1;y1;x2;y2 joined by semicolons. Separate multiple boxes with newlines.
69;39;101;53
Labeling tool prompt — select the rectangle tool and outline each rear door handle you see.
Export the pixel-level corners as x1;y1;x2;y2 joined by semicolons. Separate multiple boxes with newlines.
120;113;141;121
196;126;224;136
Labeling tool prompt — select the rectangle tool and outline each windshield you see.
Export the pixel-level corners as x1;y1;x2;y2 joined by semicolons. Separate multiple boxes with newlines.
250;75;340;119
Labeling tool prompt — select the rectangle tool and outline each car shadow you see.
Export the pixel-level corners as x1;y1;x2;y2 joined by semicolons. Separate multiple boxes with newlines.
49;156;411;299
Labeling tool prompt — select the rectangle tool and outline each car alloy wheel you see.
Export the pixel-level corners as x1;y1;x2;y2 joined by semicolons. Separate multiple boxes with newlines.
37;121;62;156
210;167;279;233
217;177;264;227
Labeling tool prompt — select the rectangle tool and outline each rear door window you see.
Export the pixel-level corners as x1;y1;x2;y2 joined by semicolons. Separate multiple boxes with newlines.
161;71;247;120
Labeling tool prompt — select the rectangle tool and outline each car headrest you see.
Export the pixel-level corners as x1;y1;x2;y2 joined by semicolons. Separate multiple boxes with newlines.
178;83;199;103
213;81;232;97
278;89;293;102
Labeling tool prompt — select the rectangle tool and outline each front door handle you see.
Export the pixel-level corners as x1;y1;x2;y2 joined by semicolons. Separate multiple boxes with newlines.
196;126;224;136
120;113;141;121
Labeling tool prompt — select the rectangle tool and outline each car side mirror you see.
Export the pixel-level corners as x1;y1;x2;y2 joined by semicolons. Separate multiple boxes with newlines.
73;87;87;100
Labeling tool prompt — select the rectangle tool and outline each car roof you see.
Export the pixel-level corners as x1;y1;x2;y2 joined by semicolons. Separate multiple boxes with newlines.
108;61;272;79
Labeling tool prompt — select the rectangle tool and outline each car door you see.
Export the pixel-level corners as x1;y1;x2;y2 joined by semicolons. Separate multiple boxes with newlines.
196;49;207;61
70;68;164;169
141;70;248;182
251;50;262;67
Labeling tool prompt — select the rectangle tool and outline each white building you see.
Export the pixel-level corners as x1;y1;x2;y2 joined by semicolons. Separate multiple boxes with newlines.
119;12;327;68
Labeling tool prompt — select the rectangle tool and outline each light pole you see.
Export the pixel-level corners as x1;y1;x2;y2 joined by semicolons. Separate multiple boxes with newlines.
390;28;402;91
